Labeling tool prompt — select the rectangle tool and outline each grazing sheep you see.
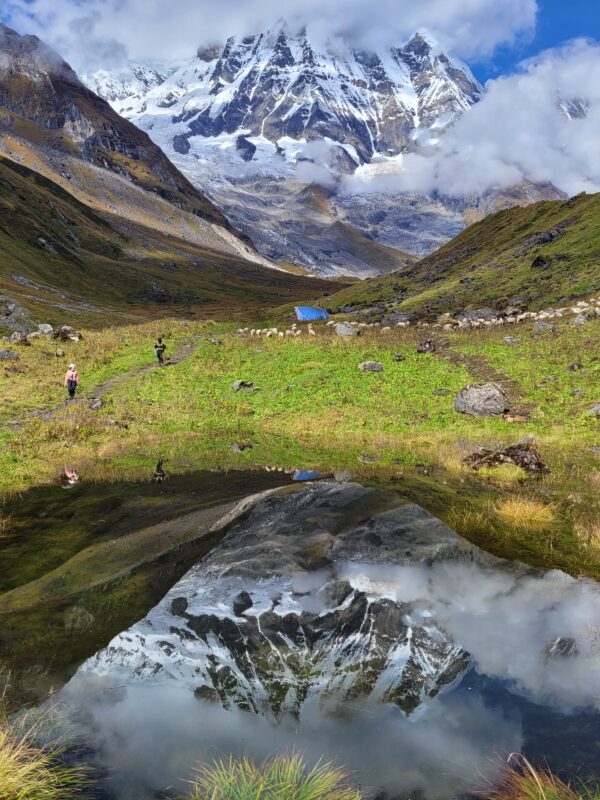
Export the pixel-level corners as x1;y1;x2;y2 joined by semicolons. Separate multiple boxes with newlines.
285;330;293;336
381;326;391;333
294;330;302;336
278;331;284;338
308;328;316;336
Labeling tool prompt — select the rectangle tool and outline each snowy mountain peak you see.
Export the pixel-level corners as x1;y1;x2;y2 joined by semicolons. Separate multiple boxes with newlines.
86;27;483;163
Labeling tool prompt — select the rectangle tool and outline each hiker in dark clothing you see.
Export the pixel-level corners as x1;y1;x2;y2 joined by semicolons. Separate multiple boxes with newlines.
154;338;166;366
153;459;166;483
64;363;78;398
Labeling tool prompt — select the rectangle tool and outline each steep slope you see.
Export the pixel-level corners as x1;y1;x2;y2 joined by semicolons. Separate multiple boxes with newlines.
323;193;600;316
0;23;231;226
83;26;497;275
0;156;334;331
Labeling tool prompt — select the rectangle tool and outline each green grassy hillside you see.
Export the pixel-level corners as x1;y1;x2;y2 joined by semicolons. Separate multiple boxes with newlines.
324;193;600;316
0;157;334;330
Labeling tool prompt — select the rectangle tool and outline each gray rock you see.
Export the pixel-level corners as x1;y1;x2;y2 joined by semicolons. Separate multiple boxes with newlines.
393;354;406;362
416;340;436;354
533;322;555;332
90;398;102;411
232;590;253;616
232;380;260;392
37;323;53;335
587;404;600;418
574;314;588;326
9;331;28;344
0;349;19;361
358;361;383;372
454;383;508;417
566;361;584;372
55;348;65;358
53;325;81;342
504;336;520;345
335;322;359;337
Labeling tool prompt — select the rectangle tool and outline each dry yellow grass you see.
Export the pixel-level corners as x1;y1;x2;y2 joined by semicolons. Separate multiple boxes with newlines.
0;678;87;799
0;515;11;539
495;497;556;531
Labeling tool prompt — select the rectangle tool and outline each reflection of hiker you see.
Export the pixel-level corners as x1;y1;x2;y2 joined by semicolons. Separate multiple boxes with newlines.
62;466;79;488
64;363;79;398
154;338;166;366
153;459;166;483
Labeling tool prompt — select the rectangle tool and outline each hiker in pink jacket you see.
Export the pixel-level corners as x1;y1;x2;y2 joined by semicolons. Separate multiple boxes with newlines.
64;363;79;399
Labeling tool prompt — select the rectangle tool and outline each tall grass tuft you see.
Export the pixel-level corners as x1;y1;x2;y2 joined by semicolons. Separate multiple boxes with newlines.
0;681;88;800
187;754;362;800
480;755;600;800
495;497;556;531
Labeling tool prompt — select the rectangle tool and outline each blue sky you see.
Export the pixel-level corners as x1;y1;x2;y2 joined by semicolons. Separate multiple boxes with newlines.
475;0;600;81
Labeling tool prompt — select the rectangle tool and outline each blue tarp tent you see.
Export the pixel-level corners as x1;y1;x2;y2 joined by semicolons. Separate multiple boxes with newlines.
294;306;329;321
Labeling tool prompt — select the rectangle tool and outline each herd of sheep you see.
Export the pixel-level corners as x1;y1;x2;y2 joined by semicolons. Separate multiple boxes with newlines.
236;295;600;339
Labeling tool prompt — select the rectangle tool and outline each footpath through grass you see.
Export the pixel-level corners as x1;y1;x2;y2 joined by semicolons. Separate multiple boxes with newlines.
1;315;599;578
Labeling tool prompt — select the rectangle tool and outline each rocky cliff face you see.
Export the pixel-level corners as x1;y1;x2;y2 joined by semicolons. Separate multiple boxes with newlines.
80;482;514;718
0;21;234;230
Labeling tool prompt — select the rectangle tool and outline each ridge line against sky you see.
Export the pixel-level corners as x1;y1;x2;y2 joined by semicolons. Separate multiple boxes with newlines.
2;0;600;198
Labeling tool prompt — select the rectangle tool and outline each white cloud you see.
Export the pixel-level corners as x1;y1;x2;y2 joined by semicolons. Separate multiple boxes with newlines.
3;0;537;71
344;39;600;198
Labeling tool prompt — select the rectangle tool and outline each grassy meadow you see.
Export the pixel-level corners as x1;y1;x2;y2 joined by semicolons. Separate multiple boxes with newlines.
1;312;599;579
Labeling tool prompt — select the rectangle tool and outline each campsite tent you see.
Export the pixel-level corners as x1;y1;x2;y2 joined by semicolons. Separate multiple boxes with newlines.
294;306;329;321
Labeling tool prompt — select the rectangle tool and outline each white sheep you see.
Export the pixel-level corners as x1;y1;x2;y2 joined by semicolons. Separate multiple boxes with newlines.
381;326;391;333
278;331;284;338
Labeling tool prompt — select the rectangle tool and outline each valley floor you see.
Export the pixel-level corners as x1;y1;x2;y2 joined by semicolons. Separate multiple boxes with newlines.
1;314;599;579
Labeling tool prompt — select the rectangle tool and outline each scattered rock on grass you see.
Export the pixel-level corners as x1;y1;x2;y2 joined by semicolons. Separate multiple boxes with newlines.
358;361;383;372
231;442;253;453
454;383;508;417
533;322;554;332
587;404;600;418
566;361;584;372
393;354;406;362
232;380;261;393
53;325;81;342
358;454;380;464
90;398;102;411
504;337;520;345
0;349;19;361
37;324;53;335
335;323;359;337
463;436;549;475
416;340;436;354
55;348;65;358
9;331;29;345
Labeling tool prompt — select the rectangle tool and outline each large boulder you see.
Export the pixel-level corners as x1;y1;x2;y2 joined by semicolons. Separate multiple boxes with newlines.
53;325;81;342
37;323;53;335
334;322;359;337
454;383;508;417
358;361;383;372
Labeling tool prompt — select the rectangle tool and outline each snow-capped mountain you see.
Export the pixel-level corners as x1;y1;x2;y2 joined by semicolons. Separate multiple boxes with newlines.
88;27;482;164
81;62;177;115
82;26;559;276
76;483;483;718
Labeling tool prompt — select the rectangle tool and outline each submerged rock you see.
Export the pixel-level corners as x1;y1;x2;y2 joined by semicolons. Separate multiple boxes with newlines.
454;383;508;418
79;482;519;719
